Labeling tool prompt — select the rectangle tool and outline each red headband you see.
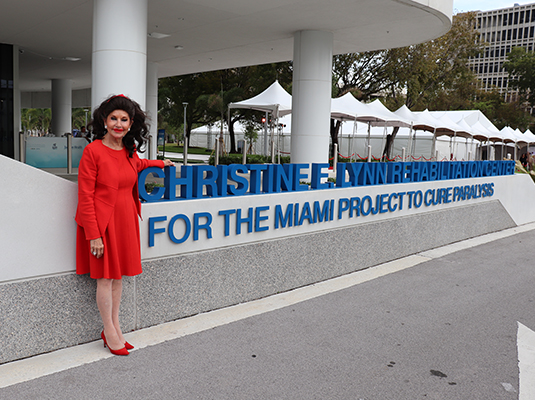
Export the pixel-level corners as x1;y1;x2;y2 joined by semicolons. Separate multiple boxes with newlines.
107;94;128;102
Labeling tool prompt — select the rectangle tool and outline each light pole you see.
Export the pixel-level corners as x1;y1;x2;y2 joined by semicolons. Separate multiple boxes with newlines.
83;108;90;140
183;102;188;165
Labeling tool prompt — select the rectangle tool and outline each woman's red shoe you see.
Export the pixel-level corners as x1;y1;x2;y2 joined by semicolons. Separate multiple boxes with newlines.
101;331;129;356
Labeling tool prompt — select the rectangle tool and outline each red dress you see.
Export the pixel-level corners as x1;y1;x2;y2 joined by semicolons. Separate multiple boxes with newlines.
75;140;164;279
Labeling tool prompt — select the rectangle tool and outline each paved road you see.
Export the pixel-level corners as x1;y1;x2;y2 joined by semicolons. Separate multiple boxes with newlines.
2;226;534;399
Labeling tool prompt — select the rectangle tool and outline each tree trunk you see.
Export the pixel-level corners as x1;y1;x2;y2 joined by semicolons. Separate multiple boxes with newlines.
184;121;191;145
382;126;399;160
228;120;236;153
330;119;342;159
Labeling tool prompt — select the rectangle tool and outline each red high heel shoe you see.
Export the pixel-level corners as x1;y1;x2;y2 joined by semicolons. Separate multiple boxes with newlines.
101;331;129;356
124;341;134;350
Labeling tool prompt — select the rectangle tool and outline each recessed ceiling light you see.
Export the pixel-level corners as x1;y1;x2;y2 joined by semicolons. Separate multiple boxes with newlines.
148;32;171;39
63;57;81;61
174;45;184;50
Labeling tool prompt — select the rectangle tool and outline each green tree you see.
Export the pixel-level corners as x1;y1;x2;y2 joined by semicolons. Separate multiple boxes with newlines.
474;90;533;130
158;73;213;144
393;12;482;110
72;108;91;131
159;62;292;153
332;12;481;109
21;108;52;134
503;46;535;107
243;121;259;154
330;12;483;159
332;51;394;101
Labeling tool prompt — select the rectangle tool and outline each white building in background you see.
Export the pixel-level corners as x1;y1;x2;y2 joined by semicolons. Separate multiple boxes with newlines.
470;2;535;100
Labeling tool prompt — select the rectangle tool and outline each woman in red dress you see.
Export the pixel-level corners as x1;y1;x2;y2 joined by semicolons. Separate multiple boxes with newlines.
75;95;174;356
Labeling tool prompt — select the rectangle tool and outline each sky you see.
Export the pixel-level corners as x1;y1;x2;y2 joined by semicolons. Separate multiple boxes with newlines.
453;0;533;13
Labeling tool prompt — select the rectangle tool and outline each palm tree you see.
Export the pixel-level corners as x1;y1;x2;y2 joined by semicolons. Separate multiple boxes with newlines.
21;108;52;135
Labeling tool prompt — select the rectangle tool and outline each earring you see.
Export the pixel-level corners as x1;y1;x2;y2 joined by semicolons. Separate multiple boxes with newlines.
104;125;107;129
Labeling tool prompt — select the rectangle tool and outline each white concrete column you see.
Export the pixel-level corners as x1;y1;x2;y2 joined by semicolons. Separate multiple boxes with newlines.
291;30;333;166
146;61;158;160
92;0;148;110
51;79;72;137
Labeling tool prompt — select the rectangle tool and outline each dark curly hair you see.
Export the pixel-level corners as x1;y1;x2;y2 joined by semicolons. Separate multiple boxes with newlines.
89;94;150;157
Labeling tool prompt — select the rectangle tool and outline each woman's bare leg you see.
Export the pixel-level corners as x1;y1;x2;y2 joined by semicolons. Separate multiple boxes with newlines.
96;278;124;350
111;279;127;344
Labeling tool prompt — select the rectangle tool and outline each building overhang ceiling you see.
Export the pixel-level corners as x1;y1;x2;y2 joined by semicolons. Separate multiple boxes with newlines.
0;0;452;92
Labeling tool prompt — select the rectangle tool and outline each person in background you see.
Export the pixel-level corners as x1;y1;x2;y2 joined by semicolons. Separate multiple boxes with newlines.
527;153;534;172
75;94;174;356
520;153;528;169
80;125;91;143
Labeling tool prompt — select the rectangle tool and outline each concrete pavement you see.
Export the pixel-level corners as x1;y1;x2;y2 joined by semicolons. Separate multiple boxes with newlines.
2;223;535;399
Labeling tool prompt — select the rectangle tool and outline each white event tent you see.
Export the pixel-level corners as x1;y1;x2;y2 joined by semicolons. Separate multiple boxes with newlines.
330;93;410;160
227;80;292;155
189;82;533;162
228;80;292;117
